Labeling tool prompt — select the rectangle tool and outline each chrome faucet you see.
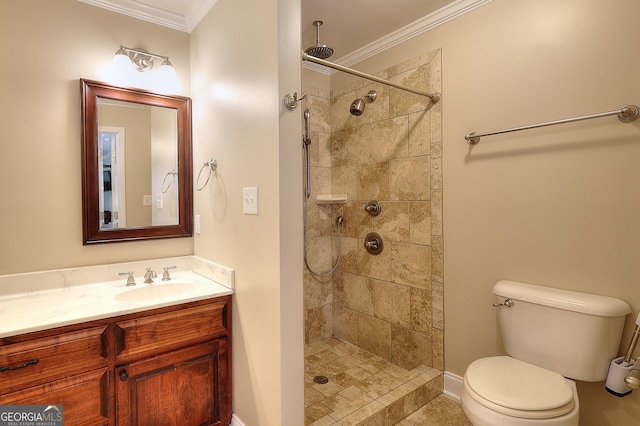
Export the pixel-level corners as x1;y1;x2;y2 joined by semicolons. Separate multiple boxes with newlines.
162;266;177;281
144;267;157;284
119;271;136;286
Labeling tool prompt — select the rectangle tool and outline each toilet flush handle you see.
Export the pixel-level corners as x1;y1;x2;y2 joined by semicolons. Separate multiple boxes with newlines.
492;298;514;308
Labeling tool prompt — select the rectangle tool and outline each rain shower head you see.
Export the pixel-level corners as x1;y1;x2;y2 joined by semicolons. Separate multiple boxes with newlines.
305;21;333;59
349;90;377;116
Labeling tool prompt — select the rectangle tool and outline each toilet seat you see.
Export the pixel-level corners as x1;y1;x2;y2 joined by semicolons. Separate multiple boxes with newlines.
464;356;575;419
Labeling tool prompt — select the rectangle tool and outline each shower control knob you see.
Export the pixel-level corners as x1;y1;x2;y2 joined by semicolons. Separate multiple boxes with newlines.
364;232;384;255
365;201;382;216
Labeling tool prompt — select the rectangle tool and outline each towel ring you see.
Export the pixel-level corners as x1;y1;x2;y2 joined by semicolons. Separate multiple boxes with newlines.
162;170;177;193
196;158;218;191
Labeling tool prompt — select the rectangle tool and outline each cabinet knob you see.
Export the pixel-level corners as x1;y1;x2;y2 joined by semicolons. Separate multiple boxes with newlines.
119;370;129;381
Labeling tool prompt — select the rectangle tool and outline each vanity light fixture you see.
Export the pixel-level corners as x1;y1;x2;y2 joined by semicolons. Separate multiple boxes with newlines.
111;45;179;93
113;45;173;72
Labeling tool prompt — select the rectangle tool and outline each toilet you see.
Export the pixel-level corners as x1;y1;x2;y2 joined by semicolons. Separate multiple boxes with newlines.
461;280;631;426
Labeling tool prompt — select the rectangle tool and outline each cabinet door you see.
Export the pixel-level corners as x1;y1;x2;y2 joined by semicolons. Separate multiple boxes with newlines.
116;339;230;426
0;368;112;426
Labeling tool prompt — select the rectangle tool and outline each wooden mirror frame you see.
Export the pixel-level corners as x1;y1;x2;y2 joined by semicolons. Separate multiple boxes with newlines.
80;79;193;244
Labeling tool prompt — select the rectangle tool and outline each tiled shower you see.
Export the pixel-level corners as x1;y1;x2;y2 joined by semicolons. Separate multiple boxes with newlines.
303;49;443;370
302;50;444;424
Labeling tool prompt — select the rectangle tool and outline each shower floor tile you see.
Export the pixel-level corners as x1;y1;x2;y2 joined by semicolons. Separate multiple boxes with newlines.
305;337;462;425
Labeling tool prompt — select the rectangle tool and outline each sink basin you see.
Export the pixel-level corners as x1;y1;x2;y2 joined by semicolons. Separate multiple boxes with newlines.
115;283;199;302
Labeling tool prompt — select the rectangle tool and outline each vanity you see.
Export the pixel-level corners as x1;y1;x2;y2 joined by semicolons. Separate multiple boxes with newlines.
0;257;234;426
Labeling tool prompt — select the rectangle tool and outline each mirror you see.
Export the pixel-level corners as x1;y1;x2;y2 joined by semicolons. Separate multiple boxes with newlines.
80;79;192;244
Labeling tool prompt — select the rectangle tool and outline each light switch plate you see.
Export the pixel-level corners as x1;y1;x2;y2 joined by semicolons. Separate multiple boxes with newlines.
243;187;258;214
194;214;201;234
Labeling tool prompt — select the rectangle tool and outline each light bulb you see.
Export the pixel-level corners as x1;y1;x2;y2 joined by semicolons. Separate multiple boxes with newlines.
156;58;179;93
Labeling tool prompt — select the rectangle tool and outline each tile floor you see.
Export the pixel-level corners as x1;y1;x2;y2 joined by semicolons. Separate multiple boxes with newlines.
305;337;472;425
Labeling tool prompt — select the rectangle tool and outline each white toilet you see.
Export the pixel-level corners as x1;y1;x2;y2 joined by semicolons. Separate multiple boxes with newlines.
461;280;631;426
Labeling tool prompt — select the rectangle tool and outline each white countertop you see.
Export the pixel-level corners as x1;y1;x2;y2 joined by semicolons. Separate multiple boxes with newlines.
0;270;233;338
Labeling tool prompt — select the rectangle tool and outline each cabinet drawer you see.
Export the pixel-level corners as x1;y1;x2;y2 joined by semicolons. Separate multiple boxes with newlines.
115;299;228;360
0;326;109;393
0;368;112;426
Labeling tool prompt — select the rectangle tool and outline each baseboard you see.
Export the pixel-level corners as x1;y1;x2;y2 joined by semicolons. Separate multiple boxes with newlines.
230;414;245;426
443;370;464;401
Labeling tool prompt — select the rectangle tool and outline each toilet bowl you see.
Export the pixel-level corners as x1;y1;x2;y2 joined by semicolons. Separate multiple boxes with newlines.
461;356;579;425
459;280;631;426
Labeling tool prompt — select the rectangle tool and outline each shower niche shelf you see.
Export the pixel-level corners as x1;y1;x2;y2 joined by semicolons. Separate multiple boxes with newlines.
316;194;347;205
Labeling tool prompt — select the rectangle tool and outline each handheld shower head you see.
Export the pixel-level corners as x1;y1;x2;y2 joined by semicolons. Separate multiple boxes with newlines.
305;21;333;59
349;90;377;116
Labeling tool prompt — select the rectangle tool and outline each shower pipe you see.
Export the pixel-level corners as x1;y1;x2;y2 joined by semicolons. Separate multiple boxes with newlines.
302;108;342;278
301;51;441;105
465;104;640;145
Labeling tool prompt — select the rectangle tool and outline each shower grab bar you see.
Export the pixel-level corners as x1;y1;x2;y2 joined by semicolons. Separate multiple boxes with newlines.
301;51;441;106
465;105;640;145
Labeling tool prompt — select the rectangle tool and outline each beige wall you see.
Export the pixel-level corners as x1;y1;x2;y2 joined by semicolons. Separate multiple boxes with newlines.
190;0;303;424
2;0;304;424
0;0;192;274
329;0;640;424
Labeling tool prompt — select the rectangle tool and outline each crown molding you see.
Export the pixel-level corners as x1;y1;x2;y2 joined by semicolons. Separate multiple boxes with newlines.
78;0;218;33
185;0;219;32
303;0;492;74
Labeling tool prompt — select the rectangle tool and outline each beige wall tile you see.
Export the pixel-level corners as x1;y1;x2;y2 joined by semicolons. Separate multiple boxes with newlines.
372;116;409;162
391;243;431;289
372;202;410;243
391;325;432;370
339;237;359;275
333;304;359;345
389;66;432;117
408;111;431;157
342;202;372;239
390;156;431;201
432;281;444;330
358;314;392;360
409;201;432;245
358;161;390;201
410;287;432;334
331;91;358;132
331;165;359;201
373;280;410;327
431;235;443;281
358;242;392;281
331;127;361;166
343;274;375;315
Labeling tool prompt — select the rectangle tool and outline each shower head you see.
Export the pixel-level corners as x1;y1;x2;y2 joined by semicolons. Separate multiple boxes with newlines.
304;21;333;59
349;90;377;116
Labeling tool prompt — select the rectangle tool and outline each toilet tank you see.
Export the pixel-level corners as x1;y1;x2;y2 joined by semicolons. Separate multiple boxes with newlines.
493;280;631;382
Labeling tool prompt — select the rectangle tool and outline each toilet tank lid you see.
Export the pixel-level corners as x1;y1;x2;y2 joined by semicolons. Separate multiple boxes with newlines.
493;280;631;317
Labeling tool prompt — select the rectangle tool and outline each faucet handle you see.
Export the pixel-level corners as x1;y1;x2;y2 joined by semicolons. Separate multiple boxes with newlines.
144;267;157;283
119;271;136;287
162;266;177;281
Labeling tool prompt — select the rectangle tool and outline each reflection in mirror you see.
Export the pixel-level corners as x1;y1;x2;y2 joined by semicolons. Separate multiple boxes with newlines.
81;79;192;244
97;99;178;229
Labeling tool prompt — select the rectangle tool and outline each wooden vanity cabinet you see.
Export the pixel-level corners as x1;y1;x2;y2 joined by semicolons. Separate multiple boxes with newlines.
0;295;232;426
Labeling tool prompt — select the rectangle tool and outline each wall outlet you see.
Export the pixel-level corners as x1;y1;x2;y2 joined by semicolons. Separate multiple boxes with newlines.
143;195;152;206
156;194;163;209
243;187;258;214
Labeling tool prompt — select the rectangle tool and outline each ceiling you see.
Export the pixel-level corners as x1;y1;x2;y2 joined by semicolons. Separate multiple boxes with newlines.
82;0;490;65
